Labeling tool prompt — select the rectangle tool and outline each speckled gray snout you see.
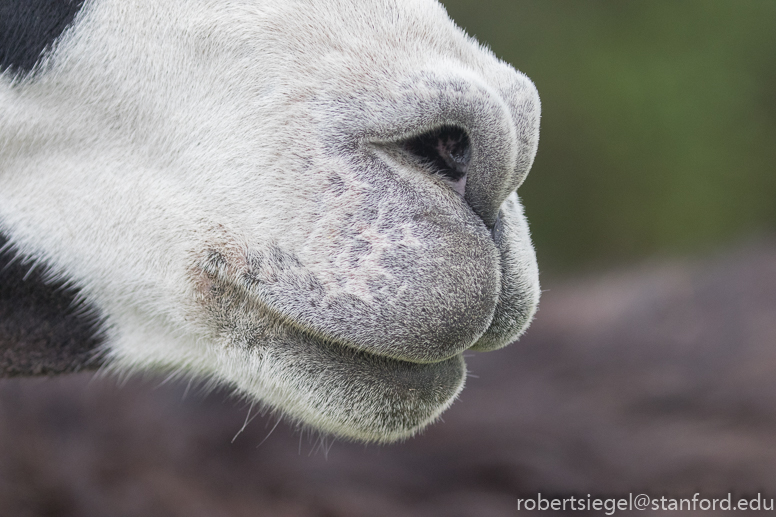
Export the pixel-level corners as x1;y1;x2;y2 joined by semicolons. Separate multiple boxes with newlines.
198;67;541;366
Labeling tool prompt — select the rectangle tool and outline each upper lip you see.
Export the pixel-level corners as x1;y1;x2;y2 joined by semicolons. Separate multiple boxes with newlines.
200;237;499;364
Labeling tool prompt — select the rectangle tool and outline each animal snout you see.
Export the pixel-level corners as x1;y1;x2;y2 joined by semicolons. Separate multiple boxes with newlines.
309;67;540;361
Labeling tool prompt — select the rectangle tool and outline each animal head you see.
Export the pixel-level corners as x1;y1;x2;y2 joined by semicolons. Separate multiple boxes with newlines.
0;0;540;442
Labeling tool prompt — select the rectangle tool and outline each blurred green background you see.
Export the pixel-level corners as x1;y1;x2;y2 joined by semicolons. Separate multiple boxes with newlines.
441;0;776;277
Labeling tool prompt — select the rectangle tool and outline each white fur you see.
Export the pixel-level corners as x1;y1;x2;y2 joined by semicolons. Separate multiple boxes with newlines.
0;0;541;442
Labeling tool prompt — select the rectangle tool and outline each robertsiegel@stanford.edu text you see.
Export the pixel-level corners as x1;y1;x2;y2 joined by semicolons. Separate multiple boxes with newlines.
516;493;774;514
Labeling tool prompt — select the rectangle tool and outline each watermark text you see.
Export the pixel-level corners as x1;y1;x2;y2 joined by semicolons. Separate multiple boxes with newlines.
517;493;774;514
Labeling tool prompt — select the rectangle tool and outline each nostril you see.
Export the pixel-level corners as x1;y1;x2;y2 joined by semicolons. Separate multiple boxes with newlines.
402;125;471;194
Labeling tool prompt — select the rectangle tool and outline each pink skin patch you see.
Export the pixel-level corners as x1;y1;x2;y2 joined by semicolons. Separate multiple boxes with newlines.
403;126;471;197
449;174;467;196
434;134;469;196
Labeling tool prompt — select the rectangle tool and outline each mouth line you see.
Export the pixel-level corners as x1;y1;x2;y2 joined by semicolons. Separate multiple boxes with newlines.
204;269;469;441
262;297;466;368
287;318;465;371
264;326;468;442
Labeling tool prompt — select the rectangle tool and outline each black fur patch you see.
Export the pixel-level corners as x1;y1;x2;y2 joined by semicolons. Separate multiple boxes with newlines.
0;233;104;376
0;0;85;74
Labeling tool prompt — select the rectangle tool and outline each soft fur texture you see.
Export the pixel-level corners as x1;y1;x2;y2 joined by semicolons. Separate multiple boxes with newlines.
0;0;540;442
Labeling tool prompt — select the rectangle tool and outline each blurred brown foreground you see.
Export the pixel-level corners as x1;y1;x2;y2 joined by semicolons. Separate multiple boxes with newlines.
1;238;775;517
